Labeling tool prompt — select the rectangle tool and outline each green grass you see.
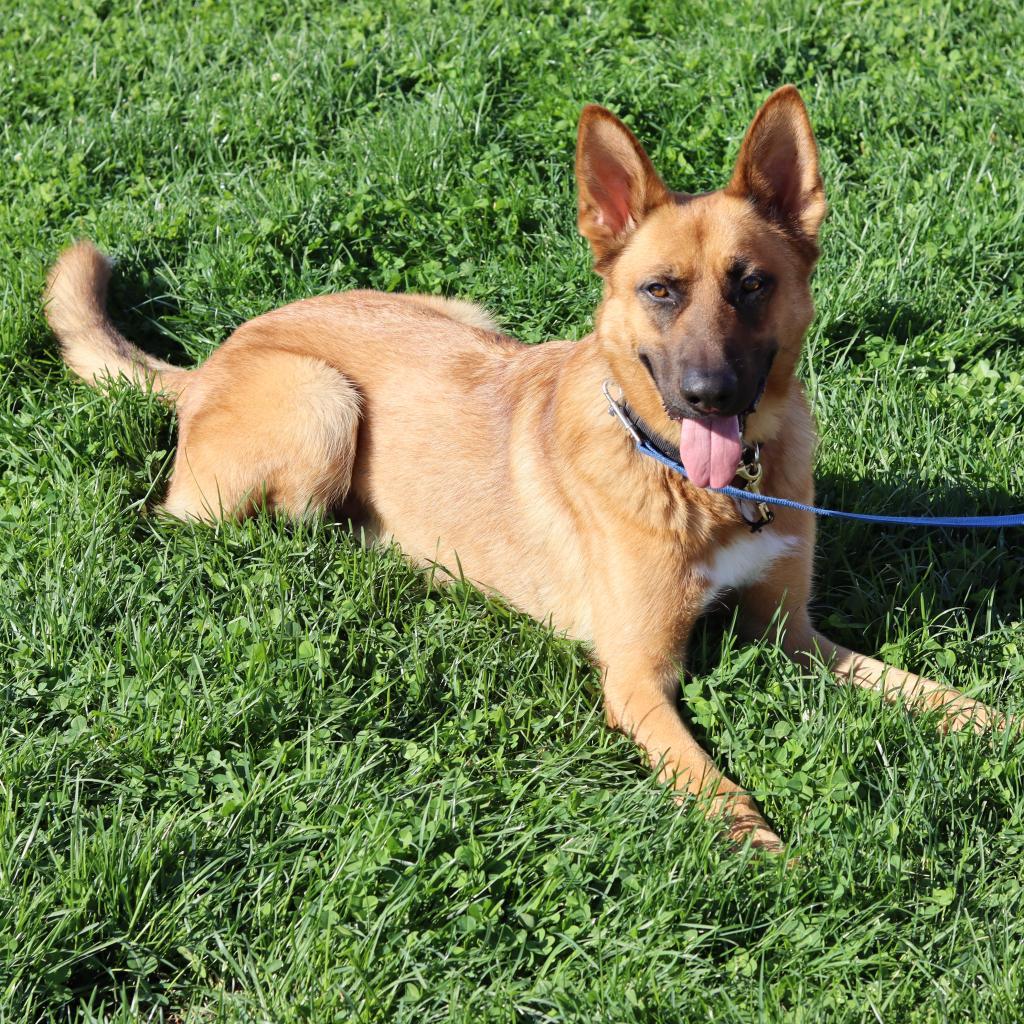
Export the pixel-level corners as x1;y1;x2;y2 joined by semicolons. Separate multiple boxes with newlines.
2;0;1024;1020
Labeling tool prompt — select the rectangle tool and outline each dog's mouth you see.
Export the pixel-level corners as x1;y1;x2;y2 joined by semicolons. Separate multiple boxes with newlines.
637;348;773;488
671;378;767;489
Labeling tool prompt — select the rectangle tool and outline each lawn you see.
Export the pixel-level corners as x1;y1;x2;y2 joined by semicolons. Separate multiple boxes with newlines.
2;0;1024;1020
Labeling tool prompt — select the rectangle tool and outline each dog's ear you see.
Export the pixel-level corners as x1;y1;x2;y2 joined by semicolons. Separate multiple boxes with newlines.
576;106;670;267
726;85;826;244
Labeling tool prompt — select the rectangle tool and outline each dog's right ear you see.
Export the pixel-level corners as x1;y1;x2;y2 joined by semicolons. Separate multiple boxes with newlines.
575;106;669;269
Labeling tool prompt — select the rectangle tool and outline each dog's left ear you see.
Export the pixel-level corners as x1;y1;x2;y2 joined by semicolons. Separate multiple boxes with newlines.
726;85;826;244
576;105;670;267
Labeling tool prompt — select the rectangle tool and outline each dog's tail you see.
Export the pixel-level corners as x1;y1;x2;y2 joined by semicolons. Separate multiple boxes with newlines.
44;241;188;397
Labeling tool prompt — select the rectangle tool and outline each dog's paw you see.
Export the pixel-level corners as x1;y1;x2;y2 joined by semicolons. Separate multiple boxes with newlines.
734;823;786;854
724;808;785;854
937;696;1009;735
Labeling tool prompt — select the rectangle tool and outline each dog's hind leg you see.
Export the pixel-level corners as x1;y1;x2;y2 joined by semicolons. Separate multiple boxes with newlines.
161;350;360;522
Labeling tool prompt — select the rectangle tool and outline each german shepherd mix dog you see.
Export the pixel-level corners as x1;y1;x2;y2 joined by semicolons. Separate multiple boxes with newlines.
45;87;1006;850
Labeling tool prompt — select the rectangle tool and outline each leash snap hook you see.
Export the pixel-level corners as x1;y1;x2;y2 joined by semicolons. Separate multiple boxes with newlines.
734;443;774;532
734;457;763;490
601;379;645;447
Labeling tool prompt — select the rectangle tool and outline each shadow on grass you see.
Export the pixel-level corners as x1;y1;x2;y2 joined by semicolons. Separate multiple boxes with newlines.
806;467;1022;648
819;295;1024;365
819;298;940;362
105;259;192;368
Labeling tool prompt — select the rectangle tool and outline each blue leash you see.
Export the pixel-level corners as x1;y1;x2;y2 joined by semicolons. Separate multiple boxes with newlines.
604;383;1024;529
635;440;1024;528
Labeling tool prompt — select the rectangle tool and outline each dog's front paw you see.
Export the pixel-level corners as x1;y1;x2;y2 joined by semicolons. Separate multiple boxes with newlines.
728;817;786;854
936;694;1009;735
715;795;786;854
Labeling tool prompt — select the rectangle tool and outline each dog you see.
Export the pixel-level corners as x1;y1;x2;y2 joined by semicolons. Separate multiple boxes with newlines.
44;86;1006;851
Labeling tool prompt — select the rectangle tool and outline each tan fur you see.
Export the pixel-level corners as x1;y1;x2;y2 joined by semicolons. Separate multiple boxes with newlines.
44;241;187;395
44;87;1007;851
413;294;500;333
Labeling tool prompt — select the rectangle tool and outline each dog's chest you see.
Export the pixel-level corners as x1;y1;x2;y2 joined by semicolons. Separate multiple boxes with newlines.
695;531;799;607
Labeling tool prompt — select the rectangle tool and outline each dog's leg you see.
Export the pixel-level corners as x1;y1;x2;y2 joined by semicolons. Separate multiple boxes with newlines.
600;650;783;850
591;563;783;850
162;350;360;521
791;631;1006;733
739;567;1007;733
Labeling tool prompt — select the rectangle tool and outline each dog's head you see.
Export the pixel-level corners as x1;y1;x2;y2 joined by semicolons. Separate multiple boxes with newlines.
576;86;825;486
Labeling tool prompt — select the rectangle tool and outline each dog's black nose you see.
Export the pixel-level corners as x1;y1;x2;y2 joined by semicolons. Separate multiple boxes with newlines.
681;367;738;415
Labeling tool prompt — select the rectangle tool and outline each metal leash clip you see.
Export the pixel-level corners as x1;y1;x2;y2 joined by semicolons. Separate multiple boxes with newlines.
734;444;774;532
602;380;644;446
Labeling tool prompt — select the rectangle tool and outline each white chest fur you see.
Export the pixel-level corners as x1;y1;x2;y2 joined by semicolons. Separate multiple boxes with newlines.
695;532;800;608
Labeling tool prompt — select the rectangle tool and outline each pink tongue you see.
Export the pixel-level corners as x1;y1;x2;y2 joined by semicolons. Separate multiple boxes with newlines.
679;415;742;489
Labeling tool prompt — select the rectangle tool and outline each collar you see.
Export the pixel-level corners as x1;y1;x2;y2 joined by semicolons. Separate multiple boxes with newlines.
602;381;775;532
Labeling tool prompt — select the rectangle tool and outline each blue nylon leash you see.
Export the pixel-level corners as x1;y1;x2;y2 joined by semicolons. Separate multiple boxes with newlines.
603;382;1024;529
635;440;1024;528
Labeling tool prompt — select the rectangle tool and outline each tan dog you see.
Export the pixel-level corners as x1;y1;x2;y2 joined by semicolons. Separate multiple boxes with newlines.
45;86;1005;850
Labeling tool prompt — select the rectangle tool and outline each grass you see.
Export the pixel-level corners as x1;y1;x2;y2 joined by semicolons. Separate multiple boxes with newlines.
2;0;1024;1020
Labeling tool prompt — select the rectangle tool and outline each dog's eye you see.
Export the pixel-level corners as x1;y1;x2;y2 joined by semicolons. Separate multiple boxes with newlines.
645;282;671;300
741;274;765;294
